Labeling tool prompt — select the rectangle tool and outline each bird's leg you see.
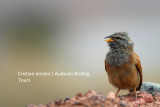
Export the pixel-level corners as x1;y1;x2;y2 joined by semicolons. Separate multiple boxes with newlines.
128;89;134;95
134;89;137;100
115;89;120;97
129;89;142;100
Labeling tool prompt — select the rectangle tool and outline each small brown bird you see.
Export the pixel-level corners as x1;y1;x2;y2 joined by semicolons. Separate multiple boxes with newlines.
104;32;142;99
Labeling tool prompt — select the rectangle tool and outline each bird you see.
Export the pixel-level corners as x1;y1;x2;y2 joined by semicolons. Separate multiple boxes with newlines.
104;32;142;99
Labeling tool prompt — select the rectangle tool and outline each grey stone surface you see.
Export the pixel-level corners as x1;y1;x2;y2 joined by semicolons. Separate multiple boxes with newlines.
140;82;160;93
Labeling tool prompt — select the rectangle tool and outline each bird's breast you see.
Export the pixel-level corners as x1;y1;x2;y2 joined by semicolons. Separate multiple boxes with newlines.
106;50;131;67
106;53;140;89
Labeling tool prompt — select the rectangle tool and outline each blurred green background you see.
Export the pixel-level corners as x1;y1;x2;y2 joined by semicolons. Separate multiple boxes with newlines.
1;0;160;107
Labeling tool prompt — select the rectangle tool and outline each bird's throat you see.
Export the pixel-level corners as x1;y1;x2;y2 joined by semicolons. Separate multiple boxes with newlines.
106;49;131;67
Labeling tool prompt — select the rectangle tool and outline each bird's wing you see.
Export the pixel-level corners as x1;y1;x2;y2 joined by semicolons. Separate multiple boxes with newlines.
105;57;107;72
134;53;143;91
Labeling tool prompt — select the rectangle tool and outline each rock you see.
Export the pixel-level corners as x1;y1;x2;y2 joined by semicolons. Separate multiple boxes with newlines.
119;102;127;106
84;90;97;98
64;97;70;101
38;104;46;107
27;90;160;107
75;92;84;100
107;92;116;99
27;104;37;107
140;92;155;103
55;99;62;105
141;82;160;93
65;97;76;105
46;102;55;107
120;91;155;106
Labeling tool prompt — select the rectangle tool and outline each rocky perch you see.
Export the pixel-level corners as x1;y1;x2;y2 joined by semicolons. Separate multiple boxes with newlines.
27;90;160;107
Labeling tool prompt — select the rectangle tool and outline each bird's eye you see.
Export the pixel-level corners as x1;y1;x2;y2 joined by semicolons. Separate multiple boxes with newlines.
116;37;120;39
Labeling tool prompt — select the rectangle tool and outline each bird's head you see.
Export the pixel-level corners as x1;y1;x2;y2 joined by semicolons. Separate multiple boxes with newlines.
104;32;134;50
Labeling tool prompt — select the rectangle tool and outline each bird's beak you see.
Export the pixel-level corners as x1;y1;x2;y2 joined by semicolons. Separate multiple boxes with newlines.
104;37;114;42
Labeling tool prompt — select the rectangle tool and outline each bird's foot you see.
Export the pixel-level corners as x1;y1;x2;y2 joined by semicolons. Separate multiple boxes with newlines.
127;93;142;100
